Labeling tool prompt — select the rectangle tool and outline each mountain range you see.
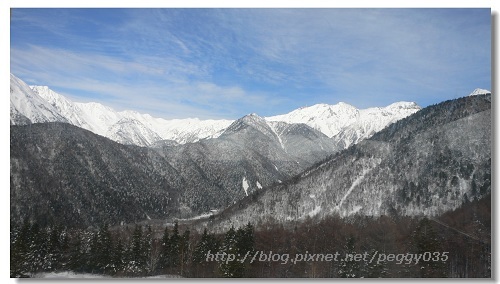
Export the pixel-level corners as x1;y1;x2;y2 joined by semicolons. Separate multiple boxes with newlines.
208;93;492;231
9;73;491;230
10;73;421;149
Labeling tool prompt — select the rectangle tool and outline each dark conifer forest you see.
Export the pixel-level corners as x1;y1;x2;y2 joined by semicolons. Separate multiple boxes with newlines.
11;194;490;278
10;78;491;278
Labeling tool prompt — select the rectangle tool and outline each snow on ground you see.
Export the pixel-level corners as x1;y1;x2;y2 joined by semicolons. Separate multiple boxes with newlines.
177;212;214;221
33;271;107;278
268;122;286;151
468;88;490;96
308;205;322;217
242;176;249;196
336;168;371;211
145;274;183;278
33;271;183;279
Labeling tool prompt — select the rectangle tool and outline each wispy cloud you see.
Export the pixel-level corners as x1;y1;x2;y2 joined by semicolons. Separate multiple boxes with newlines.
10;8;490;118
11;44;283;119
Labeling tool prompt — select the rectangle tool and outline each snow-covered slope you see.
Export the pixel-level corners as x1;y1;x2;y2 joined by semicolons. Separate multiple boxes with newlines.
12;74;427;149
206;94;491;230
331;102;422;149
106;117;163;146
29;83;232;147
15;75;491;152
10;74;68;125
468;88;491;96
267;103;359;138
266;101;421;149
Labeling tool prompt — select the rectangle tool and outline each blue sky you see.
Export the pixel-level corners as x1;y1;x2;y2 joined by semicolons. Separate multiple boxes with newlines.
10;8;491;119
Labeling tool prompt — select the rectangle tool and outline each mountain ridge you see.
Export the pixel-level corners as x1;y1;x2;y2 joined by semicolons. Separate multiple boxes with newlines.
12;74;423;149
10;75;491;229
10;75;68;125
204;94;491;231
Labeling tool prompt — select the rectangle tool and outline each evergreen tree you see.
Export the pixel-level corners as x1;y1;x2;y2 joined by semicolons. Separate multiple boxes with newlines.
57;227;70;271
413;218;445;277
89;232;100;273
111;238;125;274
67;230;87;273
142;225;153;274
219;226;245;278
192;227;221;277
179;229;191;275
27;222;49;273
125;225;146;275
45;225;62;271
158;226;170;271
169;222;181;268
10;220;31;277
364;249;388;278
193;228;210;264
94;224;113;274
236;222;255;256
338;236;360;278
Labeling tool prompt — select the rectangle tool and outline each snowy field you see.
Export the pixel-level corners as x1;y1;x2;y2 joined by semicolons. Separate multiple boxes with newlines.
32;271;182;278
32;271;106;278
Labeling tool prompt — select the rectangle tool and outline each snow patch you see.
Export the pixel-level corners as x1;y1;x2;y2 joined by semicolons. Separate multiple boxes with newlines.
34;271;183;279
308;205;322;217
267;101;420;149
268;122;286;151
336;168;371;211
178;212;214;221
33;272;106;278
242;177;249;196
349;205;363;215
468;88;490;96
26;81;232;146
145;274;184;278
256;181;262;189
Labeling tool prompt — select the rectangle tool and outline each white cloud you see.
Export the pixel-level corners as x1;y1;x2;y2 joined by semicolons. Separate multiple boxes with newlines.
10;8;490;117
11;44;287;119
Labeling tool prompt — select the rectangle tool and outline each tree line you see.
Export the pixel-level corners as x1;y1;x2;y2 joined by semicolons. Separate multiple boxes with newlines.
11;194;490;278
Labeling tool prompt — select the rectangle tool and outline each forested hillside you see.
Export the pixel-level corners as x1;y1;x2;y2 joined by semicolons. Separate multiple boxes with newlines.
11;194;490;278
209;94;491;229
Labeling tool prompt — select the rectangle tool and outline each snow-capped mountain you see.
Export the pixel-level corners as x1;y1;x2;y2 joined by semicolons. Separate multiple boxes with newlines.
10;75;68;125
27;81;232;147
12;73;420;149
10;112;338;225
267;102;360;137
266;101;421;149
218;113;339;168
107;117;164;146
10;73;492;228
468;88;491;96
207;93;491;230
331;102;422;149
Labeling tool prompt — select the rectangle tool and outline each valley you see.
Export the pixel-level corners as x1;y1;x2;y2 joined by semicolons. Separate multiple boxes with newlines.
9;74;491;278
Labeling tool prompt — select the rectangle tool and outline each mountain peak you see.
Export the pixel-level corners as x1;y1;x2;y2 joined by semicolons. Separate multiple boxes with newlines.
335;101;354;107
233;113;267;127
11;74;421;149
385;101;421;111
241;112;265;122
222;112;269;135
10;74;68;125
469;88;491;97
267;99;420;149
